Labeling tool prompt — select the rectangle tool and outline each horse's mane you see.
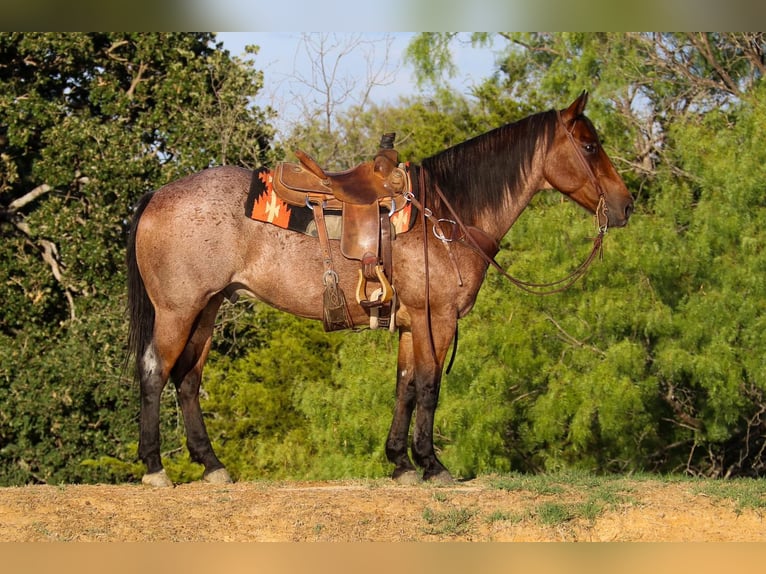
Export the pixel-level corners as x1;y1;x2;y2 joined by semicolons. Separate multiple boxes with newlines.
420;109;557;223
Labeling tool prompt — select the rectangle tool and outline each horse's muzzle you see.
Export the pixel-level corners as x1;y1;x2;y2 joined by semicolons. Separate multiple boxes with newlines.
609;197;634;228
622;199;634;223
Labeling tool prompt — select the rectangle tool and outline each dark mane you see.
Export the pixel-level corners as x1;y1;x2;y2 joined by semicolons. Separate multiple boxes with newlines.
420;109;557;223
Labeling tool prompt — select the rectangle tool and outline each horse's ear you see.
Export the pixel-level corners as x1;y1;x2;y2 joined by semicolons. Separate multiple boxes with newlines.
561;91;588;121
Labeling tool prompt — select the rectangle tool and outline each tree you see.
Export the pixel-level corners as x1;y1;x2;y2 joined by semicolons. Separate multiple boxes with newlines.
407;33;764;190
0;33;276;484
5;32;766;484
270;33;399;170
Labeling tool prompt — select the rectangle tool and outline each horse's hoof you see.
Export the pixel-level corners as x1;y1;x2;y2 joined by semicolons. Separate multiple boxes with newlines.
393;470;422;485
426;470;454;485
141;469;174;488
204;468;233;484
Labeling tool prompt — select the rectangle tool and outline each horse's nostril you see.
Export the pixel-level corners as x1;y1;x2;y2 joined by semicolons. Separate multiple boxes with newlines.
625;202;634;220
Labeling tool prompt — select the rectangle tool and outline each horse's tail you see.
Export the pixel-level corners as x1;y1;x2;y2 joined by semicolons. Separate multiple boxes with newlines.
125;192;155;380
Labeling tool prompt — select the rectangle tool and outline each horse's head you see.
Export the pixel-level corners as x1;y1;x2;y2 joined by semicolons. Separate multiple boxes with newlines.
543;92;634;228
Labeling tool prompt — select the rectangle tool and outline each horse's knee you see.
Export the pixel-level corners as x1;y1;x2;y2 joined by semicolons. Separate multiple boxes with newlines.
175;374;201;403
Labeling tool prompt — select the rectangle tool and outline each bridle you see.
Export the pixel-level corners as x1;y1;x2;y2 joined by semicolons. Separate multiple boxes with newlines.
484;110;609;295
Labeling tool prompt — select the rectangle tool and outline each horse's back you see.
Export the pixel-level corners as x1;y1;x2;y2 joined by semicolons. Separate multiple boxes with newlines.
149;165;252;210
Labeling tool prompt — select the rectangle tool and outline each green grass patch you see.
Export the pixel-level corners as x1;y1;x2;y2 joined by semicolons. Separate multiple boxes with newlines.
484;471;766;526
688;478;766;514
486;471;645;526
422;506;476;536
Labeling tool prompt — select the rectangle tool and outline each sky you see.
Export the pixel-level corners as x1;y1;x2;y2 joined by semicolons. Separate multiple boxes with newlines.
216;32;498;133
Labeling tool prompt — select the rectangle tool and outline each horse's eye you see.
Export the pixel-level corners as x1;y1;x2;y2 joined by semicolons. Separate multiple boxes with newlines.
583;143;597;154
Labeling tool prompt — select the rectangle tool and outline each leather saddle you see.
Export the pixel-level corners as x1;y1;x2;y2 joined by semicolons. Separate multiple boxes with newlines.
273;148;408;209
271;134;411;331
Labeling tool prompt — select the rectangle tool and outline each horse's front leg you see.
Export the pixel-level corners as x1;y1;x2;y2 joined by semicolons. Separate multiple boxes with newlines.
410;312;456;483
385;328;420;484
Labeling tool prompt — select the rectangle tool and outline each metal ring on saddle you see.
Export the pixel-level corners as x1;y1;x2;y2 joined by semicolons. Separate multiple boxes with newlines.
432;218;459;242
322;269;339;286
306;195;327;209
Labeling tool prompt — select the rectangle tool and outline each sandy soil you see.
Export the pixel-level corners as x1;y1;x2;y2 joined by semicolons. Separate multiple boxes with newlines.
1;476;764;542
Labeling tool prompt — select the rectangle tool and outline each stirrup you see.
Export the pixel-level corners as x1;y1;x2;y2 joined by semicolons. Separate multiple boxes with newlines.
356;264;393;308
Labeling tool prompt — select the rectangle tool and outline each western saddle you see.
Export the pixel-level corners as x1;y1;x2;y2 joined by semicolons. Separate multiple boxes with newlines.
271;134;410;331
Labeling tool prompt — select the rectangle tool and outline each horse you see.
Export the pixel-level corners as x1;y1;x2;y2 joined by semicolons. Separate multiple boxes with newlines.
126;92;633;487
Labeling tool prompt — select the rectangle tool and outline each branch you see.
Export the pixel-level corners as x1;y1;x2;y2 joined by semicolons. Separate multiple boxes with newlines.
690;33;741;97
5;185;79;322
39;239;76;321
543;312;606;357
106;39;130;62
8;183;52;211
661;382;702;430
507;35;565;59
126;61;148;99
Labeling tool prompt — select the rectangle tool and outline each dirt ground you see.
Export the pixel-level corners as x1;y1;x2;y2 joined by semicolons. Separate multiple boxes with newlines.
0;476;764;542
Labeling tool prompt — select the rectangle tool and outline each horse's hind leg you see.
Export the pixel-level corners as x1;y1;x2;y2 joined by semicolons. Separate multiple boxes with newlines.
138;311;195;487
170;294;232;484
138;353;171;486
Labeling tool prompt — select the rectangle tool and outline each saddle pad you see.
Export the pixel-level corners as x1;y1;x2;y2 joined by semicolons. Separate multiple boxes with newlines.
246;168;416;239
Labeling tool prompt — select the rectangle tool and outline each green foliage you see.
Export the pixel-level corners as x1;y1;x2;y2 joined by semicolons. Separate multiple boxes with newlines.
0;33;274;485
200;304;342;480
389;32;766;478
198;308;397;481
294;330;397;479
0;307;138;484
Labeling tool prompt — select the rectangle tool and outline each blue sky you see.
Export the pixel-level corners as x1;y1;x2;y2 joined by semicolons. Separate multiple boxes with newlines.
216;33;498;133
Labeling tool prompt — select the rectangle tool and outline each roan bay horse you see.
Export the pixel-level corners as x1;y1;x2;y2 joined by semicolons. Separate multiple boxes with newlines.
127;92;633;487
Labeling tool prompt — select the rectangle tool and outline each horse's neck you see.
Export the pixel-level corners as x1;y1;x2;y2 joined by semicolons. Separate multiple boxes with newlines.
421;125;550;242
473;157;547;242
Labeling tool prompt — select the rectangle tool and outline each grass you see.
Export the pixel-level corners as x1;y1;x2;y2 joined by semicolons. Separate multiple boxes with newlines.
478;471;766;529
687;477;766;514
422;506;476;536
417;471;645;534
488;470;639;526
